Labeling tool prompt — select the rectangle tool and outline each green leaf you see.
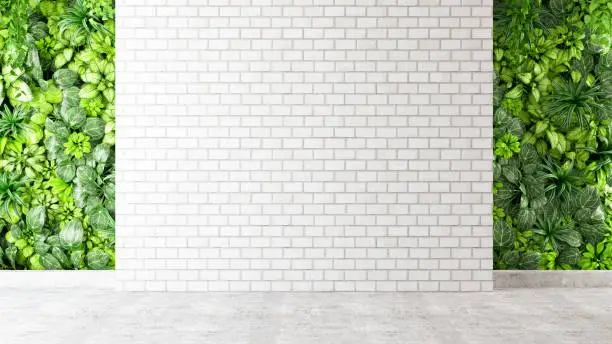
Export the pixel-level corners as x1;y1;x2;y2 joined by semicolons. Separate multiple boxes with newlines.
572;187;601;211
86;251;110;270
40;253;63;270
26;206;46;232
82;71;102;84
59;220;84;249
93;144;111;163
557;248;581;266
517;208;536;229
54;48;73;69
102;88;114;103
555;230;582;248
493;221;514;249
62;86;81;108
76;165;97;184
7;79;33;102
88;206;115;234
82;117;105;141
502;250;520;268
44;85;63;104
72;184;88;208
503;165;521;184
57;162;76;182
79;83;99;99
70;250;84;268
62;107;86;129
518;252;541;270
5;246;16;269
34;241;51;255
52;247;70;268
54;69;78;88
46;235;61;247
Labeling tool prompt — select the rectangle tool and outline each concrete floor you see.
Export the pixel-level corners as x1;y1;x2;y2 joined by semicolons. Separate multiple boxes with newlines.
1;289;610;344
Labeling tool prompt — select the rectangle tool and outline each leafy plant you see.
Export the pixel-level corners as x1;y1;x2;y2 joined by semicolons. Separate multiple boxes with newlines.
531;213;581;252
494;0;612;271
495;133;521;159
541;159;585;201
63;132;91;159
0;104;30;139
544;78;612;129
58;0;105;42
0;173;26;224
578;242;612;269
0;0;114;270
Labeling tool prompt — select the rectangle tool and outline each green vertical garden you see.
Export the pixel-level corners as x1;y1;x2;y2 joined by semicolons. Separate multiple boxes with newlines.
493;0;612;269
0;0;115;270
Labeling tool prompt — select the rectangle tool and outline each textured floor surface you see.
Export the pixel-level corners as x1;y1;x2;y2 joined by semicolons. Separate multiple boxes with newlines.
1;288;610;344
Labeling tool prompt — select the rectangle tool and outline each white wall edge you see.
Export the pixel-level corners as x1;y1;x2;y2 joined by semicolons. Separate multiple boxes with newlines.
0;271;117;290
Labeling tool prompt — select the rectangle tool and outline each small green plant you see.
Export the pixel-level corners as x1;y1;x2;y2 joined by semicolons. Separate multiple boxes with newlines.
542;160;586;201
544;78;611;129
578;242;612;270
0;105;30;139
531;215;581;252
58;0;106;40
0;172;26;224
493;206;506;221
495;133;521;159
63;132;91;159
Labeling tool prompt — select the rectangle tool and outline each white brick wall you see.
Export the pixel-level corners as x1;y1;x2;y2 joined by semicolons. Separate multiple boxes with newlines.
116;0;493;292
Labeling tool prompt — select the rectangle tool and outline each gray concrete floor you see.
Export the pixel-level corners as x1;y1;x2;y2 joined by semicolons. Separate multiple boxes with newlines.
1;289;610;344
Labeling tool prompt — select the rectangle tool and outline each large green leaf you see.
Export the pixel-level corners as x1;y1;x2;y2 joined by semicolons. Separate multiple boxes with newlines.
46;235;60;247
26;206;45;232
571;186;601;211
81;71;102;84
579;223;607;246
555;230;582;248
54;69;78;88
93;144;111;163
7;79;33;102
518;252;541;270
503;165;521;184
493;221;514;249
34;241;50;255
5;246;16;269
59;220;84;249
52;247;70;268
557;248;581;265
54;48;73;69
76;165;97;185
71;250;84;268
62;86;81;108
62;107;86;129
82;117;105;141
88;206;115;234
40;253;62;270
86;251;110;270
57;162;76;182
517;208;536;229
502;250;520;268
79;83;98;99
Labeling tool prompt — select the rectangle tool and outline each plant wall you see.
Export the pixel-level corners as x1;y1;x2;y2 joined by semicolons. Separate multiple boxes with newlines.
0;0;114;270
494;0;612;270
